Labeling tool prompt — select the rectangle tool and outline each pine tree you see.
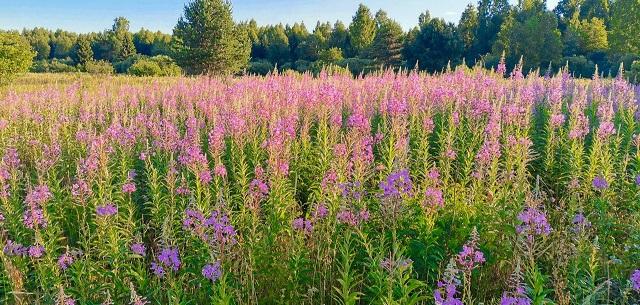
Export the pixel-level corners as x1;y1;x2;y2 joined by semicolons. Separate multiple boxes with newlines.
349;4;377;56
74;35;94;65
173;0;251;75
365;12;404;67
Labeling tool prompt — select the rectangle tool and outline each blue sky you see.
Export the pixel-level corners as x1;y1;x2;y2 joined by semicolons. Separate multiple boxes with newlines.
0;0;560;33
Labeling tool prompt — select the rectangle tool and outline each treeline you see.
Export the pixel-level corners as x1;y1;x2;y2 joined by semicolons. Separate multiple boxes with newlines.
8;0;640;79
18;18;180;76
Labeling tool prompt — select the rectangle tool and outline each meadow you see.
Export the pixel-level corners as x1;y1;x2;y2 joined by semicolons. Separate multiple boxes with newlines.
1;65;640;305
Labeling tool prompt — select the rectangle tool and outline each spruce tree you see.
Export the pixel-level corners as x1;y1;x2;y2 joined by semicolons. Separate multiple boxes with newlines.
173;0;250;75
366;12;404;67
349;4;377;56
74;35;94;65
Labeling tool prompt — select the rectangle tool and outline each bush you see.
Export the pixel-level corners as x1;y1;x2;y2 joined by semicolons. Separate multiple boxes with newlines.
293;60;312;73
31;58;78;73
0;31;35;83
248;60;274;76
562;56;596;78
84;60;114;74
337;57;375;75
128;59;162;76
127;56;182;76
113;55;144;74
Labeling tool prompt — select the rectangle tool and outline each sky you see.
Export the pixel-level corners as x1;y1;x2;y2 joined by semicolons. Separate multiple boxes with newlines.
0;0;560;33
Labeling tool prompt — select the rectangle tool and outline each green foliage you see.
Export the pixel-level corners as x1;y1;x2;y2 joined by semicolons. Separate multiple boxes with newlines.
248;60;274;75
83;60;114;74
349;4;377;56
569;17;608;53
22;27;51;60
73;35;94;66
50;30;78;59
459;4;479;61
318;47;344;65
609;0;640;54
628;61;640;83
0;31;35;83
364;12;404;67
31;58;78;73
262;24;290;65
127;55;182;76
403;15;463;72
493;7;563;72
173;0;250;75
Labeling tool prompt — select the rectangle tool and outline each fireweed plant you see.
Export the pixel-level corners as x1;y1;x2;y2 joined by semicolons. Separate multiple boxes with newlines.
0;64;639;304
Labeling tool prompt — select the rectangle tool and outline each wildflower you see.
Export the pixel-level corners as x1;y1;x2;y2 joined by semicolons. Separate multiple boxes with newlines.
122;182;137;194
516;207;552;241
336;208;369;227
379;169;413;199
202;261;222;282
157;247;181;271
151;262;165;278
571;213;591;233
249;178;269;199
71;179;91;199
434;258;463;305
96;203;117;217
131;243;146;256
631;270;640;292
0;212;4;223
501;291;531;305
592;176;608;191
3;240;27;257
424;187;444;208
457;229;485;271
198;170;212;184
28;245;45;258
292;217;313;234
380;256;413;273
635;174;640;187
58;252;75;270
213;164;227;177
549;114;565;129
129;283;149;305
311;204;329;220
23;185;52;229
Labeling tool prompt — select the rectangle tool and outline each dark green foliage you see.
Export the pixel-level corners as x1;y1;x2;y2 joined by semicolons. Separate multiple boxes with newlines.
248;60;274;75
364;11;404;68
403;14;463;72
173;0;250;75
31;58;78;73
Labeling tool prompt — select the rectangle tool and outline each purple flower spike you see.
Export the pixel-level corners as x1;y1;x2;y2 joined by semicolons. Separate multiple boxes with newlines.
202;261;222;282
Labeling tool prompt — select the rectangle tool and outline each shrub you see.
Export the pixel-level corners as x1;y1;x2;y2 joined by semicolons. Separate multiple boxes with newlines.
337;57;375;75
248;60;274;75
83;60;114;74
128;59;162;76
0;31;35;83
127;56;182;76
31;58;78;73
